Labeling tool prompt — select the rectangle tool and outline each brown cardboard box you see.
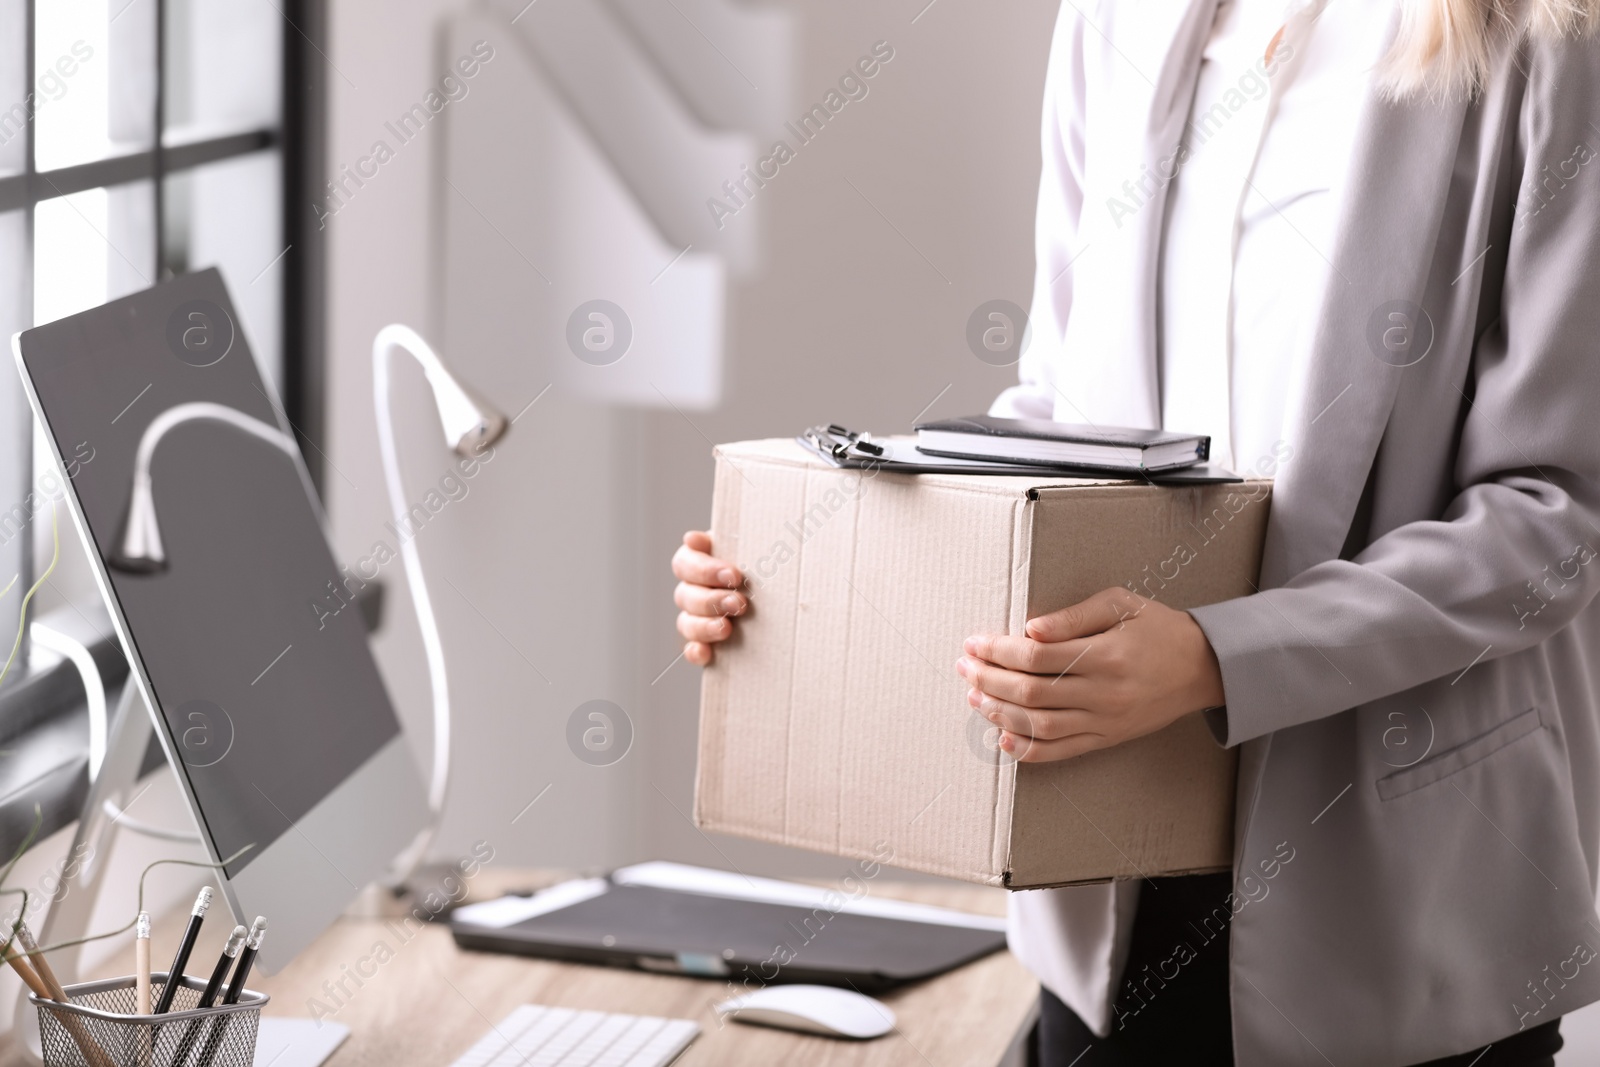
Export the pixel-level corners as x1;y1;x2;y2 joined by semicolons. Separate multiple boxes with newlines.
693;438;1271;889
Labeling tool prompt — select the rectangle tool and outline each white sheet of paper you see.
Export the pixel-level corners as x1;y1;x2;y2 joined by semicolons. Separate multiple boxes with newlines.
253;1017;350;1067
450;878;611;929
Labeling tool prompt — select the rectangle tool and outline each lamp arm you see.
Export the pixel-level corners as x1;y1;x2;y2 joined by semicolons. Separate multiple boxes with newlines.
373;329;453;832
133;401;298;478
30;624;106;781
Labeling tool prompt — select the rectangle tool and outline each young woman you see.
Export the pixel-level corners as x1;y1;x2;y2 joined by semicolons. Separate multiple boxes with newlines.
672;0;1600;1062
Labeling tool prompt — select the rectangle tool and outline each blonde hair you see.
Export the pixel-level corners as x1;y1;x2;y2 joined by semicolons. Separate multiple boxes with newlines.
1383;0;1600;96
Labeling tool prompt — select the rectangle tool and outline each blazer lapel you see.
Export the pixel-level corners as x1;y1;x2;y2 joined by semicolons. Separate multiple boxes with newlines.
1261;35;1472;585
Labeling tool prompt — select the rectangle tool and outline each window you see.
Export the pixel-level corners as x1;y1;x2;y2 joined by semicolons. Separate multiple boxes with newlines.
0;0;325;832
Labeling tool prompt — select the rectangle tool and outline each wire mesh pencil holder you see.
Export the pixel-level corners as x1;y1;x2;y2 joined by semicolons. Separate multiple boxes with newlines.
32;973;268;1067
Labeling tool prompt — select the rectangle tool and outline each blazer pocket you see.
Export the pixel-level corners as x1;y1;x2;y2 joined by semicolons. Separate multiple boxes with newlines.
1376;707;1546;801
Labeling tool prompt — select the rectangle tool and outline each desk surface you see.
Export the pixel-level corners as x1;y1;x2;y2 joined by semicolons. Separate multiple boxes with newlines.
7;870;1038;1067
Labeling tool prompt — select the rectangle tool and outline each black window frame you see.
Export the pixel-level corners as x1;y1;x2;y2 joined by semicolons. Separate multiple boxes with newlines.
0;0;327;852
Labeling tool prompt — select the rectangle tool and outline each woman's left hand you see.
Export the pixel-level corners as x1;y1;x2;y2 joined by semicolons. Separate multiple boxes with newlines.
957;587;1226;763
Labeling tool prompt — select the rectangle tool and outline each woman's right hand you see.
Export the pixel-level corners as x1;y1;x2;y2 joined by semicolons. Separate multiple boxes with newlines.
671;530;747;666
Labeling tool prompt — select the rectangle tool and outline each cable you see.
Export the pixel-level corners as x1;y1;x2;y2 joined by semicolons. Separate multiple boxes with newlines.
0;502;59;691
0;836;256;962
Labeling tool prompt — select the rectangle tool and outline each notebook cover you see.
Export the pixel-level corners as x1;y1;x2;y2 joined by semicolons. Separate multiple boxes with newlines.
914;414;1206;450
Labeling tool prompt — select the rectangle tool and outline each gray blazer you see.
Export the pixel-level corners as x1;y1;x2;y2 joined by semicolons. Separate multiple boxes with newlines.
1000;1;1600;1063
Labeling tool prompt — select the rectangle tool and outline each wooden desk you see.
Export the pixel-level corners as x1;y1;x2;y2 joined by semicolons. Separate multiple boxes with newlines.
5;871;1039;1067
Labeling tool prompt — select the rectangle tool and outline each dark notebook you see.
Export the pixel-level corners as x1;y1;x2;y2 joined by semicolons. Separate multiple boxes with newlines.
915;414;1209;472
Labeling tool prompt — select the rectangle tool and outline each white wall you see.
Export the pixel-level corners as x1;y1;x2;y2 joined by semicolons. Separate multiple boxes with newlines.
323;0;1061;876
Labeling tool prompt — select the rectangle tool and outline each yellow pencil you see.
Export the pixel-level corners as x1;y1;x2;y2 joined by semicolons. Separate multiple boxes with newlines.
2;927;113;1067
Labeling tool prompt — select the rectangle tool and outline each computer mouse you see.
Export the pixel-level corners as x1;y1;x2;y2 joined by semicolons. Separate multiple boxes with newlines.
714;984;896;1039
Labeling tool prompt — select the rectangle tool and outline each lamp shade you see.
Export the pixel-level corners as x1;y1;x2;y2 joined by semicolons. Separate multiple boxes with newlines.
427;368;508;457
112;471;166;572
374;324;507;457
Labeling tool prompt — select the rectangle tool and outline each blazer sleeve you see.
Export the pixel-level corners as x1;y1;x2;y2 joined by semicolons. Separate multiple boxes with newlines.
1190;35;1600;747
989;1;1090;421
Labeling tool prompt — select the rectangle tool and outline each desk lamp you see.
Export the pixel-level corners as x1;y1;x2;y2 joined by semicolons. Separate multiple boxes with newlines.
373;324;507;882
106;327;505;884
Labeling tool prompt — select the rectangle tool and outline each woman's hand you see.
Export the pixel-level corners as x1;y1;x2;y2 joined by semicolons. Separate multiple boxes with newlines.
671;530;747;666
957;587;1225;763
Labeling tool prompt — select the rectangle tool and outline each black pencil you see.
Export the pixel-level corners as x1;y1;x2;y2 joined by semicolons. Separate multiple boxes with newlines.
170;925;246;1066
153;887;212;1014
222;917;266;1005
197;917;266;1067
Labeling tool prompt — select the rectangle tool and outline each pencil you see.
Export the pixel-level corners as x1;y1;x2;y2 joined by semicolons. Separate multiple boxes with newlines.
135;911;152;1015
221;918;266;1005
1;931;49;1000
198;917;267;1067
171;925;246;1066
14;924;63;1000
155;886;212;1014
3;924;114;1067
133;912;153;1067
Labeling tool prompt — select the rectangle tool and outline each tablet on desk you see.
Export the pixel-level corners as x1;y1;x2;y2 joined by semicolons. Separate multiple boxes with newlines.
449;862;1008;992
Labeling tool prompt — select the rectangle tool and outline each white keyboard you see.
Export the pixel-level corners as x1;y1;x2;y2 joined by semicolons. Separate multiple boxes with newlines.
448;1005;700;1067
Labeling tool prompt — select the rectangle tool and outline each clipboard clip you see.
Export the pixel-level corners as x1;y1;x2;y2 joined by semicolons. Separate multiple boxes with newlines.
804;424;885;460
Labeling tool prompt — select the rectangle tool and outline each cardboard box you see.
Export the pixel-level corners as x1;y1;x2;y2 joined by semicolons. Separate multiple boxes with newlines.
694;439;1271;889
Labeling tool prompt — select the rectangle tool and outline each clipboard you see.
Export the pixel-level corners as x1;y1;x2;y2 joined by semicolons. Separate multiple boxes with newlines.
798;425;1244;484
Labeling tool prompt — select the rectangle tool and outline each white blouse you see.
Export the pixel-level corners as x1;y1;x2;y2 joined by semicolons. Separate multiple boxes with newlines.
1003;0;1388;1036
1162;0;1384;474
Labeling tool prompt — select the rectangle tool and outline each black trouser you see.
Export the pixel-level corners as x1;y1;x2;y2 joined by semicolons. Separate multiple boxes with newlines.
1032;873;1563;1067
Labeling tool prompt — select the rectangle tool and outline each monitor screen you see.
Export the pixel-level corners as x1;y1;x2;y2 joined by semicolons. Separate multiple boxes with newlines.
16;269;402;878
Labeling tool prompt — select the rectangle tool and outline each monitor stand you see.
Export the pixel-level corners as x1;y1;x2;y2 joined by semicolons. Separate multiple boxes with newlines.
15;681;347;1066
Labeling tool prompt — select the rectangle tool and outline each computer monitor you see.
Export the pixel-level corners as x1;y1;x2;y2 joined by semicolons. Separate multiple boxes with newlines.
11;269;429;972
